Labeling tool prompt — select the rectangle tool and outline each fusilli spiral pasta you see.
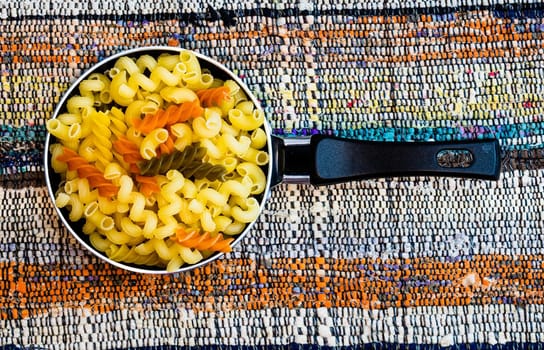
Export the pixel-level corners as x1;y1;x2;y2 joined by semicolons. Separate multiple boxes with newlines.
173;228;234;253
133;100;203;134
196;86;231;107
158;133;176;156
180;161;227;181
138;144;204;175
56;147;119;198
138;144;226;181
112;136;142;164
135;175;161;197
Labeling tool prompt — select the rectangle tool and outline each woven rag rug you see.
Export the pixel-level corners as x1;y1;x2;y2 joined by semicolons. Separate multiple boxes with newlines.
1;0;544;349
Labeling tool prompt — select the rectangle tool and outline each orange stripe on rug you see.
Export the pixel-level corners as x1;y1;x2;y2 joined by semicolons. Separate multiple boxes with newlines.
0;254;542;319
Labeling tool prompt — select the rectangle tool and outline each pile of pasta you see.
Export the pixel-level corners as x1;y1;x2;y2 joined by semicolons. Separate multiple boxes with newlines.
47;50;269;271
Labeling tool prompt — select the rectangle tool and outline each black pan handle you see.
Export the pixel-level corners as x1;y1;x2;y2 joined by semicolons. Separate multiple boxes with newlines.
310;135;501;185
270;135;501;186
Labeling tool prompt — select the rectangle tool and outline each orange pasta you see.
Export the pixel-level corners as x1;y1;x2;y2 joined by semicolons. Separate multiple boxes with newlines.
158;133;175;155
112;137;143;164
133;101;203;134
129;164;140;175
134;109;169;134
56;147;119;198
196;86;231;107
173;228;234;253
135;175;160;197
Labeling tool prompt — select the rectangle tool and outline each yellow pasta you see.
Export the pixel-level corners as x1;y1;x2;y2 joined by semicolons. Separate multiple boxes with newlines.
120;217;143;238
219;179;250;199
240;147;269;165
213;215;233;231
98;197;118;215
179;203;200;225
235;101;254;115
153;223;177;240
157;171;184;225
236;162;267;195
128;72;157;92
50;143;68;173
179;50;201;75
159;86;198;104
150;65;183;87
109;111;128;138
56;113;81;126
110;71;135;106
114;56;140;75
170;122;193;151
193;109;222;139
250;128;267;149
47;49;270;271
46;119;81;141
90;233;111;252
79;79;106;99
220;156;238;173
90;111;114;158
103;162;125;180
196;188;228;207
125;126;143;146
117;175;134;203
230;197;260;223
125;100;146;125
218;98;236;117
183;71;214;90
58;139;80;151
107;244;161;265
87;73;112;104
142;93;163;114
200;138;225;159
200;210;216;232
77;113;93;141
140;128;169;159
181;178;198;198
76;178;98;204
223;221;246;235
84;201;115;231
220;119;241;136
228;108;265;131
157;54;181;70
105;228;137;245
223;80;240;95
55;190;81;221
127;192;158;238
63;179;78;194
136;54;158;73
66;96;94;114
222;133;251;155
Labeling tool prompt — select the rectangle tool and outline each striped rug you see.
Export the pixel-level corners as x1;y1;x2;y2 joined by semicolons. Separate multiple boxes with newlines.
1;0;544;348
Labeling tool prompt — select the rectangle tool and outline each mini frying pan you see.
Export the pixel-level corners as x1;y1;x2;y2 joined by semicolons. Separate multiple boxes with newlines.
44;47;501;273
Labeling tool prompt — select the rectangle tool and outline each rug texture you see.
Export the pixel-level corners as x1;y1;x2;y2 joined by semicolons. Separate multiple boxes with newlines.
1;0;544;349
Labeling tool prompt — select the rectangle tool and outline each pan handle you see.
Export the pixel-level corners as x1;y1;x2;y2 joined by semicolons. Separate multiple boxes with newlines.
270;135;501;186
309;135;501;185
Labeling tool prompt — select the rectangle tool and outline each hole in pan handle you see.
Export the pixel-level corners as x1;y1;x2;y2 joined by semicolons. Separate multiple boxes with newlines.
271;136;501;186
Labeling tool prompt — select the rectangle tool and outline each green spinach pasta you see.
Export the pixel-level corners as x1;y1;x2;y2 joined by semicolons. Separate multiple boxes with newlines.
137;144;226;181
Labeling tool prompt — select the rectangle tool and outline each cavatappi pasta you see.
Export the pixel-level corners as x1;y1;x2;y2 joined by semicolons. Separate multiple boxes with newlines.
47;50;268;271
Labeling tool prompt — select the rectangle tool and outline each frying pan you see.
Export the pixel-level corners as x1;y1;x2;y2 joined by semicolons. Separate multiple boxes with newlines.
44;46;501;274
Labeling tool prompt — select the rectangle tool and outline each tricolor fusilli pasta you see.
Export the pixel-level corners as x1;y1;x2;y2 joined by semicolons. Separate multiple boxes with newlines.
47;49;268;271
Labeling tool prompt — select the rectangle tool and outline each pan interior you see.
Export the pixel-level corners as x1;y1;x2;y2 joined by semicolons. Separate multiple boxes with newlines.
45;47;273;273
